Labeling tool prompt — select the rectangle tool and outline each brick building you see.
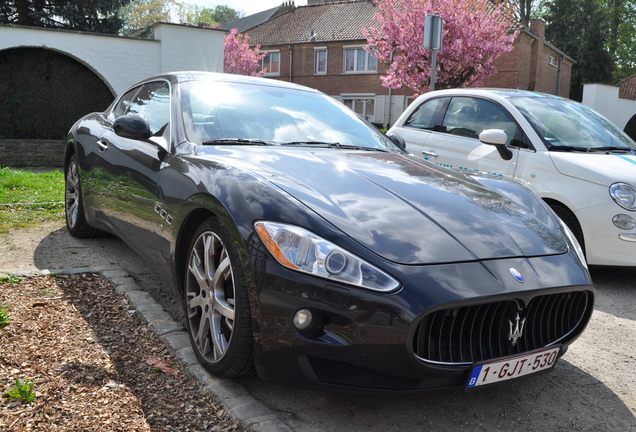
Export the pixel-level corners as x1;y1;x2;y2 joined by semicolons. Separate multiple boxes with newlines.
225;0;574;127
483;19;574;97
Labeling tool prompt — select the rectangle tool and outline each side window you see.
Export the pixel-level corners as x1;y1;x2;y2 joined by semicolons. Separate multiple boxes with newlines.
113;88;138;118
404;98;444;130
127;81;170;136
441;97;520;145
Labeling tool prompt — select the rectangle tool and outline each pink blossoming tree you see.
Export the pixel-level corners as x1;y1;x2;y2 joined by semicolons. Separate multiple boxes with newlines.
224;28;267;76
363;0;518;96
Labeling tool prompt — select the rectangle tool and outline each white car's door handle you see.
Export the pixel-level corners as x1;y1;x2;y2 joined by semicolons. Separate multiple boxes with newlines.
421;149;438;158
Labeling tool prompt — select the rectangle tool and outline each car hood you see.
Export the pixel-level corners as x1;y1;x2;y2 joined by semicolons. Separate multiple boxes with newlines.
549;152;636;186
202;148;566;265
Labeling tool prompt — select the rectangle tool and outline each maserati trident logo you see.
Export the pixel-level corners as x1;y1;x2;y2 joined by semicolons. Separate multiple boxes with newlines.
508;311;527;346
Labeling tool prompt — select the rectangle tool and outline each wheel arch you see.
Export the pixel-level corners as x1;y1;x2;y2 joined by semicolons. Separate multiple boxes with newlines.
175;207;216;294
542;197;586;253
64;139;77;169
174;197;252;296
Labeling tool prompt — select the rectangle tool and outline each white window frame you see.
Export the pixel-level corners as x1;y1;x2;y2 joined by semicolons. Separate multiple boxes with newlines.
343;45;377;73
341;93;376;122
260;50;281;76
548;55;557;67
314;47;328;75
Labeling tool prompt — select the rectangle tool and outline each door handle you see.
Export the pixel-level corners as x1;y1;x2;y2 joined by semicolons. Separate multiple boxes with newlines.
96;139;108;152
421;149;438;158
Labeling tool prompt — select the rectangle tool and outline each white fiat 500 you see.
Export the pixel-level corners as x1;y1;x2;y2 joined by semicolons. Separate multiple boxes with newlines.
388;88;636;267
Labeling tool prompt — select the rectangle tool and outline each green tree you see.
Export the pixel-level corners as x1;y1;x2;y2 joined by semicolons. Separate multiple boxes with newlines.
121;0;174;32
119;1;242;34
207;5;242;24
505;0;550;26
545;0;613;100
0;0;132;33
604;0;636;82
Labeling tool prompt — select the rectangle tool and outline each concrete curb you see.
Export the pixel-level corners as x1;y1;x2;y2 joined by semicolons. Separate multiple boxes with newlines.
16;266;294;432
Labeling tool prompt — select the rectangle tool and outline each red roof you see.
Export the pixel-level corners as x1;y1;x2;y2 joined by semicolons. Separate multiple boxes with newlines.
619;74;636;100
247;0;377;45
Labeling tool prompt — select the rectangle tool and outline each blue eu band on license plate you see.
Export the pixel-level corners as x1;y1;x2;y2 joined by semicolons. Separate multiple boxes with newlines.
466;346;561;389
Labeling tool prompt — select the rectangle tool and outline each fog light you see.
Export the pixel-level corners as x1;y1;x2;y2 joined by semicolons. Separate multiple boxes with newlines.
293;309;314;331
613;214;636;230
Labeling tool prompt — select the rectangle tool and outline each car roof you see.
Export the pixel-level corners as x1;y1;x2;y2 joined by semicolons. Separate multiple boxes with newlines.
138;71;322;94
423;88;565;101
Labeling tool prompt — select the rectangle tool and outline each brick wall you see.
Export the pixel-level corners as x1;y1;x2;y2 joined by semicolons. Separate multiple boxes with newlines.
263;42;412;97
0;140;65;168
480;21;573;98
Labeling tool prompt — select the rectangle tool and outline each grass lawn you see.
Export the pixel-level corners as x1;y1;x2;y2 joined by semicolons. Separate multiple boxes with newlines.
0;167;65;233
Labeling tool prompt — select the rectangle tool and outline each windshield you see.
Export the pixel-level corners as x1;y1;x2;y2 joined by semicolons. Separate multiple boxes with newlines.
180;80;398;151
509;96;636;151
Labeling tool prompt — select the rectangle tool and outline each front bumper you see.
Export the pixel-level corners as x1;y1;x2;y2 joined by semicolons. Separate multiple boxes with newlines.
249;252;595;392
577;203;636;266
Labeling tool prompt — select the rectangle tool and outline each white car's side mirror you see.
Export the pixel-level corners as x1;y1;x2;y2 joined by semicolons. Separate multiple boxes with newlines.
479;129;513;160
479;129;508;145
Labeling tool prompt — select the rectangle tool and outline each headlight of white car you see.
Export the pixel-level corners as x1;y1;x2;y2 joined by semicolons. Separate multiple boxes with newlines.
255;221;400;292
610;183;636;210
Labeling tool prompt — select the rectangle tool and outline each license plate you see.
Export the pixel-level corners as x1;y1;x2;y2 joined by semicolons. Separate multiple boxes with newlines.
466;346;561;389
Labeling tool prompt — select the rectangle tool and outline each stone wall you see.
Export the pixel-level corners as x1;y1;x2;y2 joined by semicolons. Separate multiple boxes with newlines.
0;140;66;168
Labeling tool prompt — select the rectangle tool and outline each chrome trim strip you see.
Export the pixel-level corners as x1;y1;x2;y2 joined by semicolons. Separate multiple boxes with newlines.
618;233;636;242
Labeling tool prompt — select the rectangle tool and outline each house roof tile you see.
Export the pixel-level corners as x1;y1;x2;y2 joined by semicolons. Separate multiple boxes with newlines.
247;0;377;45
619;74;636;100
220;6;281;33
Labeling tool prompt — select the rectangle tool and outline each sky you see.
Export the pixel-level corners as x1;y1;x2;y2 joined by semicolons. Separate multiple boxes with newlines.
189;0;308;17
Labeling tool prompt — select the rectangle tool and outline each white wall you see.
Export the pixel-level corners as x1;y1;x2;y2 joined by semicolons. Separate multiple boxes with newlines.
0;23;225;95
582;83;636;130
154;24;225;74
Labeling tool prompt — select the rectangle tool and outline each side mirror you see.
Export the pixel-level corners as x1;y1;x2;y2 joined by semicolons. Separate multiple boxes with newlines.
114;114;152;141
386;132;406;151
479;129;513;161
479;129;507;145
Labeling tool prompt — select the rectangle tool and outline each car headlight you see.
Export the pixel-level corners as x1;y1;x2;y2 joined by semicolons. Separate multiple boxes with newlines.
557;218;587;269
610;183;636;210
254;221;400;292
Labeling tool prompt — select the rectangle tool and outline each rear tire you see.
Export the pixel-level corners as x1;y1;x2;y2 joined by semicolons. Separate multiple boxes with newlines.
183;217;254;377
65;154;102;238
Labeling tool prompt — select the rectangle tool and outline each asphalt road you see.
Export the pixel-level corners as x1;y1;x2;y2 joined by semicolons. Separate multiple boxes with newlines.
2;221;635;431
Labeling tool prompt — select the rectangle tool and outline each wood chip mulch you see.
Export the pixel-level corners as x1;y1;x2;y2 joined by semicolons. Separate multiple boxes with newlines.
0;273;243;432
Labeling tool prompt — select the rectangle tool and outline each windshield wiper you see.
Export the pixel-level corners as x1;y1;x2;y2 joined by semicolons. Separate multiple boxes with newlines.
280;141;387;151
589;146;635;153
547;145;594;152
336;144;388;152
201;138;272;145
280;141;342;147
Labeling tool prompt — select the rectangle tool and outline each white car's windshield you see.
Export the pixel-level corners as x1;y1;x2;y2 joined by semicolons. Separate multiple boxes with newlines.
510;96;636;152
180;80;398;151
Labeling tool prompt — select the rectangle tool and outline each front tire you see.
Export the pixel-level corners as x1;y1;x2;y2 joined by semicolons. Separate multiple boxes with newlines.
184;217;254;377
65;154;101;238
550;202;586;256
